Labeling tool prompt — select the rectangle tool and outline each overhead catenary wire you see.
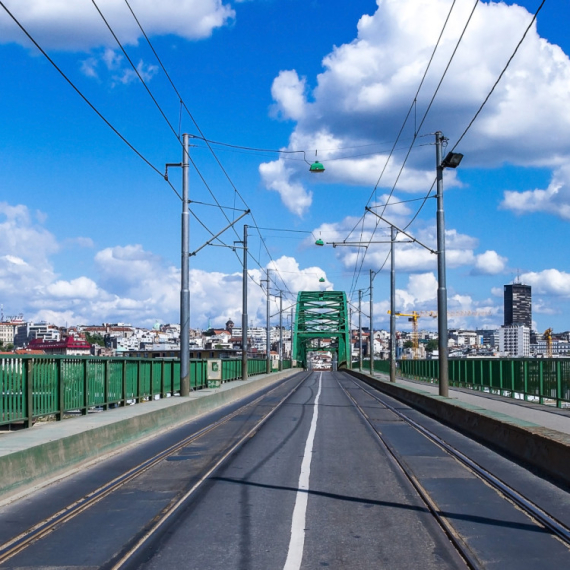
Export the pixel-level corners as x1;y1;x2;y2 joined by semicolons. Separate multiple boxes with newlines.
123;0;294;300
0;1;181;200
451;0;547;152
349;0;479;300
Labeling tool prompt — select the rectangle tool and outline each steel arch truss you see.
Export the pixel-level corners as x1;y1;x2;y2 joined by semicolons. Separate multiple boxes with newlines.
292;291;351;369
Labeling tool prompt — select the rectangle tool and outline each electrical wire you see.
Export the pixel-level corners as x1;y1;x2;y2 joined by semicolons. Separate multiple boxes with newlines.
0;1;181;200
451;0;547;152
349;0;478;300
123;0;294;300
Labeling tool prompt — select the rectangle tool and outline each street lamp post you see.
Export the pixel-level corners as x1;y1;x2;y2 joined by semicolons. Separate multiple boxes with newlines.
266;269;271;374
242;224;248;382
435;131;463;397
279;290;283;371
180;134;190;397
390;225;397;383
370;270;375;376
358;290;363;371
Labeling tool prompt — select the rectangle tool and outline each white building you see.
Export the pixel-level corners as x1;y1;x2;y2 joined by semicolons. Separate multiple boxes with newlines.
498;325;530;357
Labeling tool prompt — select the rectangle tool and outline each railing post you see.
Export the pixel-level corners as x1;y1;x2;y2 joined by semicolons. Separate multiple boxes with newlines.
24;358;34;429
57;358;64;421
161;360;166;399
557;360;562;408
539;360;544;405
82;359;88;415
136;360;141;403
122;359;127;407
103;359;109;411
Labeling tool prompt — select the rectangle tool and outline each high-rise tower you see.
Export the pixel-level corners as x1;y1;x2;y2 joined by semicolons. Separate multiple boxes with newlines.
504;283;532;328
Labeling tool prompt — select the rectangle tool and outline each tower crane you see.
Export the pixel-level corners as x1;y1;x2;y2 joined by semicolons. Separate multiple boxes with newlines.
544;328;553;358
388;309;491;359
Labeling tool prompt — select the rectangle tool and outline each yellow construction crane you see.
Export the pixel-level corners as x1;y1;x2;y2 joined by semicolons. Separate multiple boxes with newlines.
388;309;491;359
544;328;553;358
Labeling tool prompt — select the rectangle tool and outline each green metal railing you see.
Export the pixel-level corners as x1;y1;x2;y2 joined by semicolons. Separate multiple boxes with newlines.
0;355;294;428
354;357;570;408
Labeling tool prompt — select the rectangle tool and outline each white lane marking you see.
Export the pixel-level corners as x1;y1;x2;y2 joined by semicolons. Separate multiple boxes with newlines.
283;372;323;570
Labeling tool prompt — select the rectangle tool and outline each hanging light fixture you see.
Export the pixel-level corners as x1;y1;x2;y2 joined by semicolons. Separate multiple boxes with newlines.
309;150;325;173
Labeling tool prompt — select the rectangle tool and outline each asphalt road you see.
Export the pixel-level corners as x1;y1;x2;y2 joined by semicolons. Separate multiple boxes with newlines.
2;370;570;569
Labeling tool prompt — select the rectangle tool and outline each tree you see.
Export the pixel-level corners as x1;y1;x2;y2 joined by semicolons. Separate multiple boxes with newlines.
403;340;414;349
426;339;439;352
85;332;105;347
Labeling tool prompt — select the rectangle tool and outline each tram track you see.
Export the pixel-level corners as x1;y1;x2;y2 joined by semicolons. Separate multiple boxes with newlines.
0;371;310;567
336;372;570;570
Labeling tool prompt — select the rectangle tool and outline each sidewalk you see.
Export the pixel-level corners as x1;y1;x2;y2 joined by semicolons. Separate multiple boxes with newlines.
384;373;570;436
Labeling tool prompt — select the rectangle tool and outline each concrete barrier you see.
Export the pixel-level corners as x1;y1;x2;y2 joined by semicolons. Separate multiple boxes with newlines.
0;369;302;500
347;369;570;485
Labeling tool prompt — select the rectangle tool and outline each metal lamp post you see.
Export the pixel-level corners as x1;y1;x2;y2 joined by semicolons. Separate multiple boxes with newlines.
435;131;463;397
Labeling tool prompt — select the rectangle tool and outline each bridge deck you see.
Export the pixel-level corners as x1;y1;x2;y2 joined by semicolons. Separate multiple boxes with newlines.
0;371;570;568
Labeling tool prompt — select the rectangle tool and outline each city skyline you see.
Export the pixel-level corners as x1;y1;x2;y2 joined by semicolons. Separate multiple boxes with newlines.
1;1;569;333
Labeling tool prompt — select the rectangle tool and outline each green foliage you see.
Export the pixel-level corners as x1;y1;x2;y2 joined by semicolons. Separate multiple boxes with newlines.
403;340;414;349
85;332;105;347
426;339;439;352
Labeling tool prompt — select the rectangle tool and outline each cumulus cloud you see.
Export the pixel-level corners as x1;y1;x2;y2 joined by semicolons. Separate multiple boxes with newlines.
260;0;570;216
0;0;235;51
501;165;570;220
311;208;498;276
471;250;508;275
259;159;313;217
520;269;570;297
270;70;307;121
0;203;335;327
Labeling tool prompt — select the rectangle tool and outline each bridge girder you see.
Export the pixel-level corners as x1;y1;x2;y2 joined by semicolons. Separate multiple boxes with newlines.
292;291;351;369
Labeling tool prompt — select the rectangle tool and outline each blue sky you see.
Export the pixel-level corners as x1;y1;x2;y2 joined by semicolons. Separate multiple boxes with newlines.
1;0;569;334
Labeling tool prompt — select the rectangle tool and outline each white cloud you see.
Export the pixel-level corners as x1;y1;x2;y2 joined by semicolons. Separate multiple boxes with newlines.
270;70;307;121
45;277;100;300
472;250;508;275
501;165;570;220
259;159;313;217
260;0;570;216
520;269;570;297
0;0;235;51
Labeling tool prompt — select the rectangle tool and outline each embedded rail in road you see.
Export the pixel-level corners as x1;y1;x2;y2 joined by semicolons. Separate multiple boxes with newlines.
1;371;570;569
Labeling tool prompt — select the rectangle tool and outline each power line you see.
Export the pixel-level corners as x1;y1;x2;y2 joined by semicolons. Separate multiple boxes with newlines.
451;0;547;151
349;0;479;300
0;1;181;200
123;0;294;299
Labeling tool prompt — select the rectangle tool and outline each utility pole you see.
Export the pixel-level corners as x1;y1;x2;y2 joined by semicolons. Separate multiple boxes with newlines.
358;290;363;371
390;225;397;383
435;131;449;397
241;225;248;382
279;290;283;371
265;269;271;374
180;134;190;397
370;269;375;376
290;307;294;364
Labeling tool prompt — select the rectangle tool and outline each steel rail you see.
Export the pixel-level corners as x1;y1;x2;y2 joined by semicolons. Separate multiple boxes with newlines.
0;371;309;565
108;371;311;569
334;373;481;569
343;373;570;548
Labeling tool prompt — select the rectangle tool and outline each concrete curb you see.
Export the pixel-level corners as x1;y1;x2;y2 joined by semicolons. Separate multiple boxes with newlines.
347;369;570;485
0;369;300;499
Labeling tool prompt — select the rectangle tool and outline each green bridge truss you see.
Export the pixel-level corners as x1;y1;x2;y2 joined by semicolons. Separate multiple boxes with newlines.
292;291;351;369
